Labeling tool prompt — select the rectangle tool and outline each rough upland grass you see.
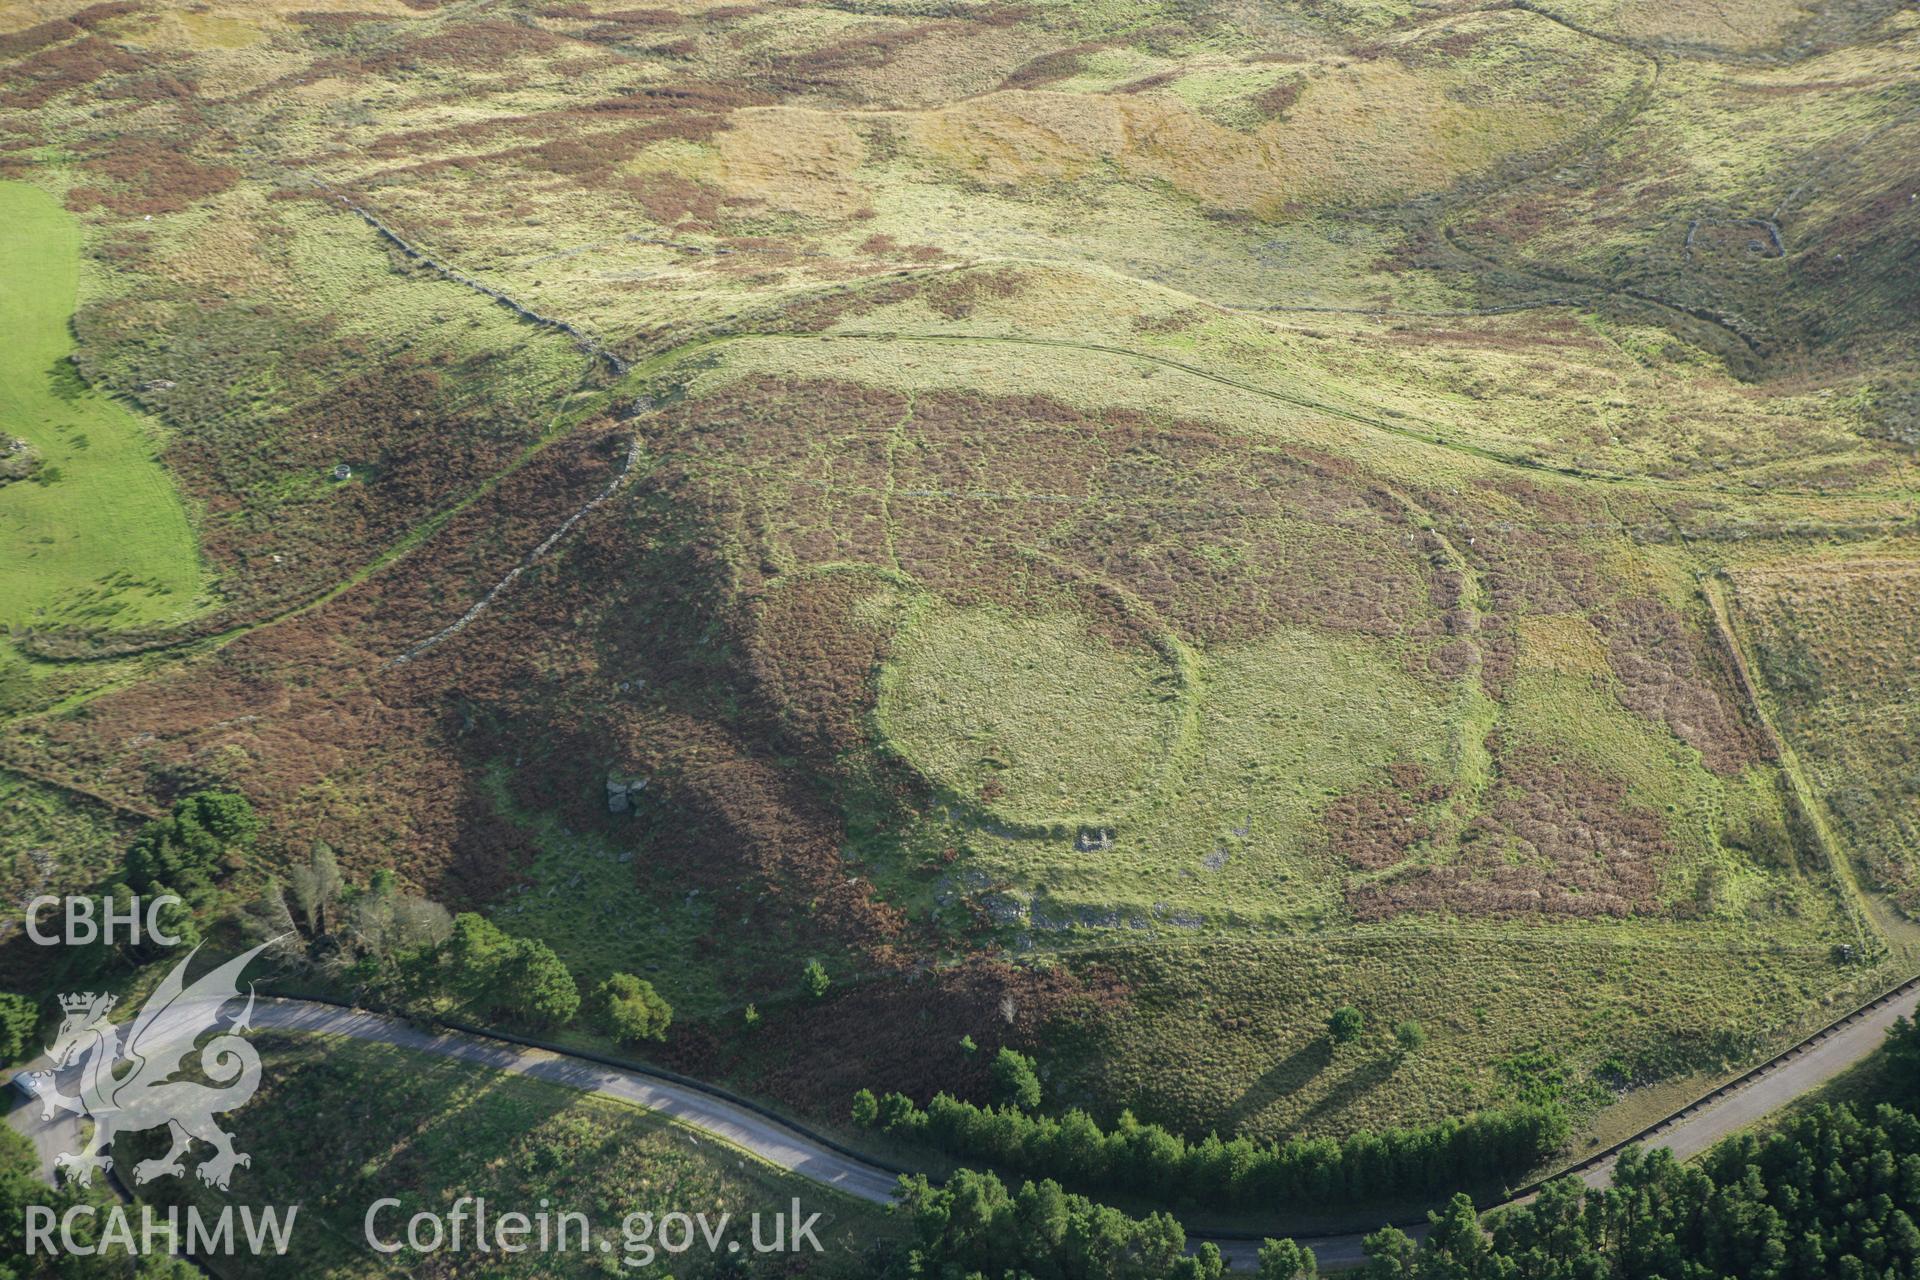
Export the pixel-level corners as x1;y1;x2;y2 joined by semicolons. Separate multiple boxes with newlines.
0;181;205;638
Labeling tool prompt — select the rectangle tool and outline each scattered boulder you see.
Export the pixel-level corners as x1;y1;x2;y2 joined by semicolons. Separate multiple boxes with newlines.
979;891;1030;926
606;772;649;814
0;437;39;485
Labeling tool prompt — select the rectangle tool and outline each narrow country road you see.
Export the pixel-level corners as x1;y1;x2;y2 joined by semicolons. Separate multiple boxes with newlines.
9;982;1918;1271
1574;977;1920;1186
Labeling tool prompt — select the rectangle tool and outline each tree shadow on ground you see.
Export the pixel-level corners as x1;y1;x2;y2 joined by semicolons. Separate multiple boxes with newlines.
1224;1036;1331;1134
1288;1052;1399;1134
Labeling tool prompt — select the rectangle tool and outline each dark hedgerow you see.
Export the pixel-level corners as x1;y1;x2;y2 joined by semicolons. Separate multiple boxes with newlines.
855;1088;1567;1209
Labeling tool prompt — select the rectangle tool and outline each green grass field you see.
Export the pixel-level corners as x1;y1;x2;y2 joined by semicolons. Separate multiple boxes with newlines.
878;603;1184;833
0;181;205;637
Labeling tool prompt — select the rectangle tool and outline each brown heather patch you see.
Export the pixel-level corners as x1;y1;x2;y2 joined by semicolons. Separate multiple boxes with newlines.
1594;596;1761;775
666;955;1128;1116
1479;526;1605;612
574;81;773;118
164;351;554;612
98;66;202;108
0;18;78;59
1001;42;1110;90
1382;317;1600;353
361;82;770;195
857;234;945;262
581;8;683;37
896;390;1431;645
285;11;394;41
921;265;1022;318
1419;484;1759;769
0;34;141;109
364;116;542;161
5;428;629;905
766;21;955;96
1804;175;1920;285
978;4;1034;27
622;171;725;225
1252;78;1300;119
375;18;567;69
1371;225;1442;276
772;278;923;333
1322;764;1448;872
743;574;896;755
1;1;139;50
647;375;1438;649
1433;28;1491;55
1426;637;1479;682
58;244;596;638
1477;611;1519;698
1117;71;1180;95
1346;747;1669;922
69;136;240;217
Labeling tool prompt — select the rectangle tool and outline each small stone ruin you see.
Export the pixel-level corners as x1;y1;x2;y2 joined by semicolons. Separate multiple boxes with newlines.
606;772;649;814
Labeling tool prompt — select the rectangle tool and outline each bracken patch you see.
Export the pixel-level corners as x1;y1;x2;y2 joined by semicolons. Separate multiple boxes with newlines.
1344;747;1670;921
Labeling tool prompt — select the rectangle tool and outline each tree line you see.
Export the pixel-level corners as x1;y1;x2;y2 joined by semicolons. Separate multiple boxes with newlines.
854;1049;1568;1210
4;793;861;1069
252;842;674;1039
1332;1015;1920;1279
1355;1105;1920;1278
885;1017;1920;1278
0;803;683;1067
890;1167;1245;1280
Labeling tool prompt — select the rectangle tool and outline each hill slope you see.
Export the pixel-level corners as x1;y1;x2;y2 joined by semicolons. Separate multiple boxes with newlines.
1;0;1916;1156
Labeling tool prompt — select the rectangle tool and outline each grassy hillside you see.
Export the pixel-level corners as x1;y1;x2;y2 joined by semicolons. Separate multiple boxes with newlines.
0;181;205;639
0;0;1914;1175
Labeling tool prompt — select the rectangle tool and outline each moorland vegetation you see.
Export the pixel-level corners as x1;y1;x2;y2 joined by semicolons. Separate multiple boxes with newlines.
2;0;1917;1230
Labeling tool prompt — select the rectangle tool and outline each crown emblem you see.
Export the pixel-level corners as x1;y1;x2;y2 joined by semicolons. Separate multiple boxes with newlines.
59;992;114;1017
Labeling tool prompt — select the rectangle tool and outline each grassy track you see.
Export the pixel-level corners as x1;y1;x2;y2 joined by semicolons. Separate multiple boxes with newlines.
0;182;204;636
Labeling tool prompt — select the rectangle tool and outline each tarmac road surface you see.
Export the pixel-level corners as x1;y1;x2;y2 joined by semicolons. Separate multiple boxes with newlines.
10;980;1917;1271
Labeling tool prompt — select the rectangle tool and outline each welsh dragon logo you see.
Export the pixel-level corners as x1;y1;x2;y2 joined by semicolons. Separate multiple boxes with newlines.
30;942;273;1190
